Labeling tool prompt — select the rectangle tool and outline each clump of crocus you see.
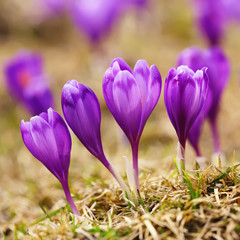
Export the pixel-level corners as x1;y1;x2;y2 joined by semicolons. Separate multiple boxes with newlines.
70;0;122;44
61;80;132;199
177;46;230;158
164;65;209;174
191;0;227;45
103;58;162;194
20;108;79;216
4;50;54;116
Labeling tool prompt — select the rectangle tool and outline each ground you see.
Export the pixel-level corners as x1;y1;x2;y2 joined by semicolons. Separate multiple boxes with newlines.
0;0;240;239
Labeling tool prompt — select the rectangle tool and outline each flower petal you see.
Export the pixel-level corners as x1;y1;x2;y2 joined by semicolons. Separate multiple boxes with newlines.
110;58;133;73
47;108;71;176
62;80;104;159
21;120;44;163
164;66;208;148
112;71;142;142
30;115;62;180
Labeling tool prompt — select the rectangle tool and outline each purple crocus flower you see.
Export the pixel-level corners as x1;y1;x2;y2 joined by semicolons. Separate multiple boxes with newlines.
192;0;227;45
4;50;54;116
177;46;230;155
61;80;132;198
103;58;162;193
20;108;79;216
164;65;208;173
70;0;122;44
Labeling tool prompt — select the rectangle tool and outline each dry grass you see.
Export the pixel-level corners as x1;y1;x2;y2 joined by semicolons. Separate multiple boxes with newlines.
2;159;240;240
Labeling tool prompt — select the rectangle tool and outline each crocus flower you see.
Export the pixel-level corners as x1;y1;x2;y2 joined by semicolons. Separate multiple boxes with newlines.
192;0;227;45
177;46;230;155
164;65;208;173
70;0;122;44
20;108;79;216
4;50;54;116
61;80;132;199
103;58;162;193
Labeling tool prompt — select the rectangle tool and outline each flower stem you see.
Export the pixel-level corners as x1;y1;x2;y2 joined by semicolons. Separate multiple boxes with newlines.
176;141;185;176
210;119;220;153
131;141;140;196
61;181;80;216
100;154;133;201
108;164;134;202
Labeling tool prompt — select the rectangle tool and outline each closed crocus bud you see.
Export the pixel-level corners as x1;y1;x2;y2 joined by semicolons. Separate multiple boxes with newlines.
177;46;230;155
192;0;227;45
70;0;122;44
62;80;132;198
4;50;54;116
177;47;210;160
164;65;208;174
20;108;79;216
103;58;162;194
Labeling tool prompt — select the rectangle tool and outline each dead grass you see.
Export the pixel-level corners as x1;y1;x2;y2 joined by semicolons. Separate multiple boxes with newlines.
2;159;240;240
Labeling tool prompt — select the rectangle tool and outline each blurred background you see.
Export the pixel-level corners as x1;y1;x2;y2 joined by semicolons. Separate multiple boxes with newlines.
0;0;239;237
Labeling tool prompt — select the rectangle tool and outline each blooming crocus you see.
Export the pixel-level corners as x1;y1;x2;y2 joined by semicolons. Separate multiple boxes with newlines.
4;50;54;116
177;46;230;155
20;108;79;216
192;0;227;45
103;58;162;194
164;65;208;174
61;80;132;199
70;0;122;44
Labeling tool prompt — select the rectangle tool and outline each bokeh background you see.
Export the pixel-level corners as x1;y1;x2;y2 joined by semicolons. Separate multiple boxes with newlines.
0;0;240;238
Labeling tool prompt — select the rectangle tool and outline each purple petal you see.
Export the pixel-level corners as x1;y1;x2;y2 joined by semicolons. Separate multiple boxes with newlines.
70;0;122;43
133;61;162;134
4;51;43;101
177;47;204;72
30;116;62;178
112;71;142;142
193;0;227;45
62;80;104;159
164;66;208;148
47;108;71;176
21;120;45;163
110;58;133;73
204;46;230;121
21;108;71;182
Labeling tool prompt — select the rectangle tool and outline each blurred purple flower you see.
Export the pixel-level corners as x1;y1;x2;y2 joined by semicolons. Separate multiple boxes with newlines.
177;46;230;154
4;51;54;116
70;0;122;43
103;58;162;193
127;0;148;9
192;0;227;45
224;0;240;22
41;0;67;14
20;108;79;216
62;80;132;197
164;65;208;172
